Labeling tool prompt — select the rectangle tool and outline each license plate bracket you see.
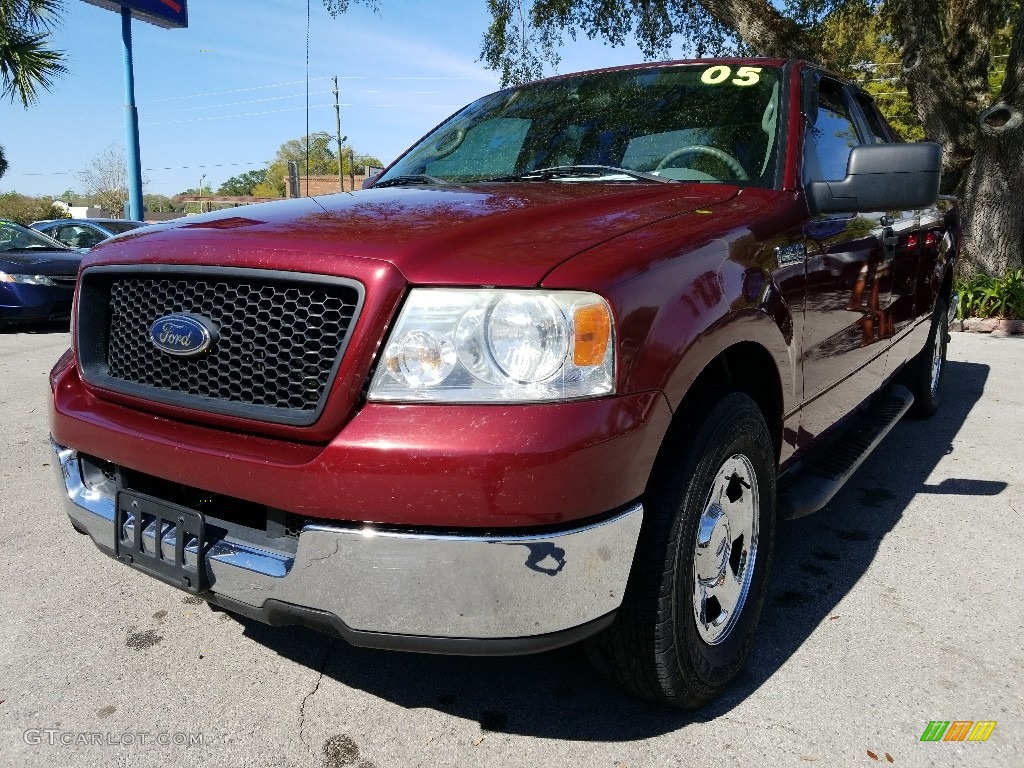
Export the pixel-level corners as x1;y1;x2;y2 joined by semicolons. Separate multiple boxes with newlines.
114;490;207;593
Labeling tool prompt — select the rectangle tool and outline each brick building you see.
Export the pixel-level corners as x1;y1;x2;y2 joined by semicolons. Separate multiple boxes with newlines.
287;174;370;197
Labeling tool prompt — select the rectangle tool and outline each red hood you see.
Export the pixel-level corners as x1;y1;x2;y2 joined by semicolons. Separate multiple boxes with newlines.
87;183;738;286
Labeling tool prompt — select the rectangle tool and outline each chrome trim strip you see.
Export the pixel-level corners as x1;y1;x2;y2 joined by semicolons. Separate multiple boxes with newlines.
52;440;642;639
948;292;959;325
51;439;116;538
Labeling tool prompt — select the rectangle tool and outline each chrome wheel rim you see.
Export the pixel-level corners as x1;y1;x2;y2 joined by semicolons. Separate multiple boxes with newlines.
929;325;945;399
692;454;759;645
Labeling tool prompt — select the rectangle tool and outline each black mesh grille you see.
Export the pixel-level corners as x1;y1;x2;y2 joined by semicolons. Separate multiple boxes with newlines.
90;271;361;422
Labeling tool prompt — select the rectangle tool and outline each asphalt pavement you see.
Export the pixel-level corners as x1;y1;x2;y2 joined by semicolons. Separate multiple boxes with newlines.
0;323;1020;768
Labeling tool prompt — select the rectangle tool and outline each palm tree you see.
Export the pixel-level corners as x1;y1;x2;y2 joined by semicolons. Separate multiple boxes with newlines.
1;0;67;107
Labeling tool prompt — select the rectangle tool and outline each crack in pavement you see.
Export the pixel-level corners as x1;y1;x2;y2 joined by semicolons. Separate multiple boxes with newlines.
298;639;340;756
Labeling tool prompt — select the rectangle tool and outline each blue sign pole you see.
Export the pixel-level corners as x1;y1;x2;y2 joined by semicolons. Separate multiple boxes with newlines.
121;7;144;220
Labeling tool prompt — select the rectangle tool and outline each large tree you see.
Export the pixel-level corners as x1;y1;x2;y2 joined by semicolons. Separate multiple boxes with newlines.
263;133;382;196
1;0;67;107
263;132;340;196
886;0;1022;275
143;193;180;213
217;169;268;196
431;0;1023;275
77;145;134;217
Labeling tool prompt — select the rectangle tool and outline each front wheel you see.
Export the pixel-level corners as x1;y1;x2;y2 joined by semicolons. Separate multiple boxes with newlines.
586;393;776;708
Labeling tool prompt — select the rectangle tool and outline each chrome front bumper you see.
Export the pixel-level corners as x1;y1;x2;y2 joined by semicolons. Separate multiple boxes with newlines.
52;439;643;652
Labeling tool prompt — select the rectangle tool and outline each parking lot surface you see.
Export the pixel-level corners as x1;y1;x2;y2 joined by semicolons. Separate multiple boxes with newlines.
0;325;1020;767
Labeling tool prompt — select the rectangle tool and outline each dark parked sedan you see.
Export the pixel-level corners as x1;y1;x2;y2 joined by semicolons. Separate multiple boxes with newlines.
31;218;146;251
0;220;81;328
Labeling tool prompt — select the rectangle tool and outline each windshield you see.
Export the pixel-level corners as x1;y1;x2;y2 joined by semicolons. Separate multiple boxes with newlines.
378;63;782;187
0;221;68;252
101;221;145;235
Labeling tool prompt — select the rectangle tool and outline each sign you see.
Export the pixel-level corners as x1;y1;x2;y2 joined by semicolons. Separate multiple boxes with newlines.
82;0;188;29
921;720;997;743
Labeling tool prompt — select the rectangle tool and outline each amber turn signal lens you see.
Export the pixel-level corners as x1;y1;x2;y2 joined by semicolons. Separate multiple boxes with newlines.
573;304;611;366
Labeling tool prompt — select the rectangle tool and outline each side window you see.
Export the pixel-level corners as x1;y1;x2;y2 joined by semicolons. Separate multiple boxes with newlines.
803;79;861;182
77;227;105;248
53;226;77;246
855;95;890;144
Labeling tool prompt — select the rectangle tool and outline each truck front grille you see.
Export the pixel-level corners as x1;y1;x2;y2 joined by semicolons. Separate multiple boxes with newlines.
76;266;364;426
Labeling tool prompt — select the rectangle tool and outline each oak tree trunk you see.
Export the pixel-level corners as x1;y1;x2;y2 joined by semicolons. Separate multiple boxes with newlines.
958;106;1024;273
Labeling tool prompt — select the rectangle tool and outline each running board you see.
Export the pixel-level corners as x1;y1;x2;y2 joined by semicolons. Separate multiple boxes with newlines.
777;385;914;519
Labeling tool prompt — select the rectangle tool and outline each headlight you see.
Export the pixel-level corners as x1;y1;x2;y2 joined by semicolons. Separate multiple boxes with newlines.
0;272;57;286
368;289;615;402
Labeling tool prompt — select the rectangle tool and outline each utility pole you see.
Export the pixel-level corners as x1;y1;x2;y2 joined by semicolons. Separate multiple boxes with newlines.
121;8;144;220
86;0;188;219
333;76;344;192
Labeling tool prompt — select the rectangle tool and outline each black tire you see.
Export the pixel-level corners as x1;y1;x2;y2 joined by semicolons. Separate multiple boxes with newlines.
585;392;776;709
906;297;949;418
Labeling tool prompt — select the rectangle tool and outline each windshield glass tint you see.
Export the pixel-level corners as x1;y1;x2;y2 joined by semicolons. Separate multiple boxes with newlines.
379;64;782;186
0;222;67;252
101;221;144;234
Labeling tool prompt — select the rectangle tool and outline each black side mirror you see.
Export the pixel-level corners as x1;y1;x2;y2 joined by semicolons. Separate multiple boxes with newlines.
806;142;942;214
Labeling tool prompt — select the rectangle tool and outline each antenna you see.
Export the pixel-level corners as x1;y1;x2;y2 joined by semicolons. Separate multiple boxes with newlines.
305;0;310;193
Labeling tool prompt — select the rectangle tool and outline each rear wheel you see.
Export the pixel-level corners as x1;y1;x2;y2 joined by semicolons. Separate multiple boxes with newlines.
586;393;776;708
906;297;949;418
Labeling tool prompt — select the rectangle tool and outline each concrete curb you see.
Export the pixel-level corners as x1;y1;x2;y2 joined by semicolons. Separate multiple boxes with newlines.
952;317;1024;336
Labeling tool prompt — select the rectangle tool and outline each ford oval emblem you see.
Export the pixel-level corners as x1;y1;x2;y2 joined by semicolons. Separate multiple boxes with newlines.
149;313;217;357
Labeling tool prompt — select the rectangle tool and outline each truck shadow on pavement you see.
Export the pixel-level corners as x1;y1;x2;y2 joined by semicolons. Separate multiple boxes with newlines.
235;358;993;740
1;319;70;334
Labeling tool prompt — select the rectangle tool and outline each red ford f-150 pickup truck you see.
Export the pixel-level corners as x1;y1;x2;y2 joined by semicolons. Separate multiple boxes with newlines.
49;58;958;708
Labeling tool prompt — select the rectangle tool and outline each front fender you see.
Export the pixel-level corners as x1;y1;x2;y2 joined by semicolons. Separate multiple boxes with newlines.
657;308;796;415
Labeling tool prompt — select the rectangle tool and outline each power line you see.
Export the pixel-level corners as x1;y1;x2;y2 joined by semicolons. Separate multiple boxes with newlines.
145;76;336;103
141;75;491;105
145;89;334;115
145;88;452;116
144;162;269;172
142;105;333;126
11;161;269;179
141;102;460;127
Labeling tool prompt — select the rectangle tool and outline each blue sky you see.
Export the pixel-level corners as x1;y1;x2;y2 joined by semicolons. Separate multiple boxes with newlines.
1;0;685;198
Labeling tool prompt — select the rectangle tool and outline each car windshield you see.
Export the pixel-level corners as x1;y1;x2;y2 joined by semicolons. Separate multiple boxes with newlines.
377;63;782;187
101;221;144;234
0;221;68;252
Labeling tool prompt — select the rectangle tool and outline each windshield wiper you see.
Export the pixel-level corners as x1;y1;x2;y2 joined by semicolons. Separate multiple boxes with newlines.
485;165;675;184
372;174;449;188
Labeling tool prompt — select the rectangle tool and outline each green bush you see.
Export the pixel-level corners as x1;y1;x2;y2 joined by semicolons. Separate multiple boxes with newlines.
955;269;1024;320
0;192;69;226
